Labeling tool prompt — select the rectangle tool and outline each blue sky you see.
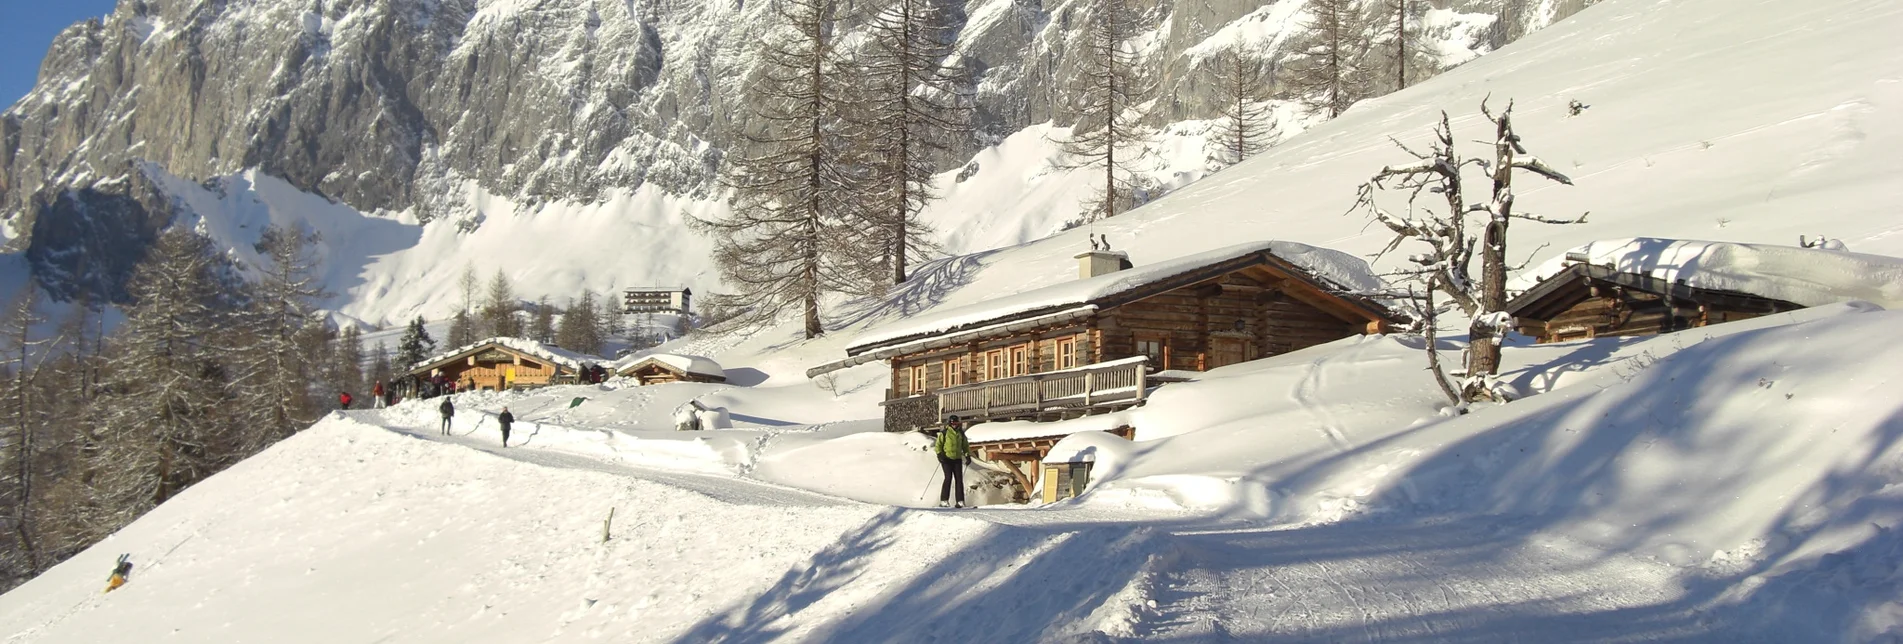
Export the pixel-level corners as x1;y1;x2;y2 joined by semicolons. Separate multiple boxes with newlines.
1;1;122;108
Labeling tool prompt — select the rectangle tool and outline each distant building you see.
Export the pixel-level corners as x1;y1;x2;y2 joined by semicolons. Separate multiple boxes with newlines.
616;354;727;386
624;288;692;315
407;338;607;391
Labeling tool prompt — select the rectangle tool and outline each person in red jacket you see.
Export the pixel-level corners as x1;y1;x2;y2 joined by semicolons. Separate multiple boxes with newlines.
338;391;353;410
372;381;386;408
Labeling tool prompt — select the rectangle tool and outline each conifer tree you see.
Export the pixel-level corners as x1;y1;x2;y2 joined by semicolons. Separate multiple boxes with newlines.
1285;0;1372;119
86;229;242;538
1376;0;1439;92
446;309;476;348
1055;0;1157;222
1205;48;1278;166
337;326;365;397
849;0;971;288
480;270;520;338
557;292;603;356
396;316;436;368
691;0;855;339
530;296;555;343
231;225;330;445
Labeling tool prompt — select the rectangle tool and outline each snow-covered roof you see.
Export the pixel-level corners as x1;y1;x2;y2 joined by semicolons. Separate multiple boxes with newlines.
1513;238;1903;309
616;353;726;379
409;337;606;374
846;241;1392;355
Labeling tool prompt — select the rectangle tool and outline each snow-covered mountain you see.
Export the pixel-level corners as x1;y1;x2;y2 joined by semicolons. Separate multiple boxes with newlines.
0;0;1546;319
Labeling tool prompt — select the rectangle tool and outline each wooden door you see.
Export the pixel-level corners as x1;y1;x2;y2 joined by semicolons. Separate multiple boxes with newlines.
1208;336;1254;369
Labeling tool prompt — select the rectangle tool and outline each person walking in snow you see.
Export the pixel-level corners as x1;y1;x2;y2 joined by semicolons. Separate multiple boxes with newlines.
498;407;515;447
439;397;455;435
936;415;970;508
372;381;386;408
338;391;353;410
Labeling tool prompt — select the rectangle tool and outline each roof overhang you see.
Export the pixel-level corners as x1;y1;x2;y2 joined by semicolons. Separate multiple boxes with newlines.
806;306;1099;378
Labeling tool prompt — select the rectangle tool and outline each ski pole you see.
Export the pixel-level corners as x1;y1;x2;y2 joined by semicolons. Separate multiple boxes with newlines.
919;464;939;504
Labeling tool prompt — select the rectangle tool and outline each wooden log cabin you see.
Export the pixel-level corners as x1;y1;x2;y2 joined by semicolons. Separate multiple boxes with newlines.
408;338;604;391
807;242;1405;432
1507;262;1803;343
617;354;728;385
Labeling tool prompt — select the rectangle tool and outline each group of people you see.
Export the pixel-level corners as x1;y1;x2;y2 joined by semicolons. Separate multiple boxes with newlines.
436;397;516;447
337;381;399;411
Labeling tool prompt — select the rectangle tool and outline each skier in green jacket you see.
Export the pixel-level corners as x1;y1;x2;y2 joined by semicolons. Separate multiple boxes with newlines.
936;415;970;508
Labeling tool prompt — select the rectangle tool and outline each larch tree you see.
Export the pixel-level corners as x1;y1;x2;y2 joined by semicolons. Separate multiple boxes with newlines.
848;0;971;288
336;326;365;398
1352;100;1584;404
1284;0;1372;119
557;291;603;356
1205;47;1278;166
530;296;556;344
369;341;393;389
0;284;54;576
1375;0;1439;92
480;270;520;339
448;267;480;346
231;225;330;444
1056;0;1157;223
691;0;856;339
87;229;243;537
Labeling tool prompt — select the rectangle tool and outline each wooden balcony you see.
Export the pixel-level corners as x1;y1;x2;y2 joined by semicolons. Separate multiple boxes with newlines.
936;356;1150;422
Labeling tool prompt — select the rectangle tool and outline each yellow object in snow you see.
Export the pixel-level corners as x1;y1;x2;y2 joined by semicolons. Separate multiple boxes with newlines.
104;573;126;593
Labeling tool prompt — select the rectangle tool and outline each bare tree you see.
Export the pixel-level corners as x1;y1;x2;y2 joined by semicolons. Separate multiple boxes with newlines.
1055;0;1157;223
1375;0;1439;92
556;291;604;356
1204;47;1278;166
846;0;970;289
1284;0;1372;119
0;285;55;576
530;296;556;343
1353;101;1583;402
692;0;857;339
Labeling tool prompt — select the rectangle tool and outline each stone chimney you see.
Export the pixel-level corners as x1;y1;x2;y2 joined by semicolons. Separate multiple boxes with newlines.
1075;250;1132;279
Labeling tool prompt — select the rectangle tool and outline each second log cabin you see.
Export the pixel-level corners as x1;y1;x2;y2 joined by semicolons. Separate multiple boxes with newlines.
808;241;1405;432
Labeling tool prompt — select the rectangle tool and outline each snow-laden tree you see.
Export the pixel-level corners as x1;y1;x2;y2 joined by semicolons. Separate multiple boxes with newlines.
1284;0;1373;119
692;0;858;339
844;0;971;288
1204;47;1278;167
396;316;435;369
0;284;55;577
85;229;245;537
229;225;330;445
1055;0;1157;223
1353;101;1583;403
557;291;603;356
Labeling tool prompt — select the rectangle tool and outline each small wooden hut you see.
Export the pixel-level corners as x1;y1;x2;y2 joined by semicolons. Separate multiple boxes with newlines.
617;354;728;385
1507;262;1802;343
407;338;604;391
807;242;1404;432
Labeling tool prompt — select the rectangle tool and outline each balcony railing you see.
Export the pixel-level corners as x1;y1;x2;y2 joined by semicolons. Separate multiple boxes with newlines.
936;356;1149;420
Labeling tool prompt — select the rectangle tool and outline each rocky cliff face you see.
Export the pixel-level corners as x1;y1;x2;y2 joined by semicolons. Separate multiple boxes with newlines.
0;0;1594;303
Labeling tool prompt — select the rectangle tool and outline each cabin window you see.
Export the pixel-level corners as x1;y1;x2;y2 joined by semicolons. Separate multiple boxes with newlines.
943;358;964;386
1136;337;1168;369
1010;346;1030;376
909;365;927;394
1056;337;1078;370
986;349;1006;380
